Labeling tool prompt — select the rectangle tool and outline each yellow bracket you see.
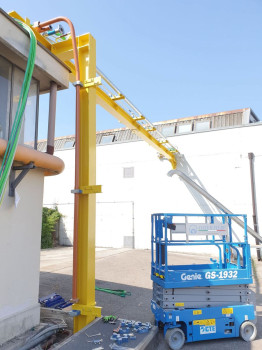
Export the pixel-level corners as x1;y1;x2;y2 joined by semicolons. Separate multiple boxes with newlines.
73;304;102;317
71;185;102;194
82;77;102;89
80;185;102;194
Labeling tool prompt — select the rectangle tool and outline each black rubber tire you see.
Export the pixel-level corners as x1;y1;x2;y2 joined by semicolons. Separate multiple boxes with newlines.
240;321;257;342
165;328;185;350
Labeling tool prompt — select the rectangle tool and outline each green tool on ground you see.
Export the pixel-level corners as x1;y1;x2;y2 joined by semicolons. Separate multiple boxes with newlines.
95;286;131;297
102;315;118;323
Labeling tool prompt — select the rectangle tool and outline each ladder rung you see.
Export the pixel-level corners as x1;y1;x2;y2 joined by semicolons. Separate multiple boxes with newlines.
145;127;156;132
111;94;125;101
133;115;145;121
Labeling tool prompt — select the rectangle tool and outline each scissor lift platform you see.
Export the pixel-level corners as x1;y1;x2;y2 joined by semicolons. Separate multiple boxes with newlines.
151;213;257;349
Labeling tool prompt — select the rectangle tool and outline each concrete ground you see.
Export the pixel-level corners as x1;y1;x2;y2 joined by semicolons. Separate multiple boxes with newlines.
40;247;262;349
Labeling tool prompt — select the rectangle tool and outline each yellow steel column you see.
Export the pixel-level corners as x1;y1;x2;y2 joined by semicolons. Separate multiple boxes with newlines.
73;33;101;332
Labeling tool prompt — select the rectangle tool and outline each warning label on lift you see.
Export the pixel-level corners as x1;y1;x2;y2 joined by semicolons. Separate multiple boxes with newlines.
193;319;216;326
222;308;233;315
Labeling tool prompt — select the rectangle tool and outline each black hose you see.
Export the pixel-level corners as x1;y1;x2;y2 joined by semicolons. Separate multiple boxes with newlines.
20;324;66;350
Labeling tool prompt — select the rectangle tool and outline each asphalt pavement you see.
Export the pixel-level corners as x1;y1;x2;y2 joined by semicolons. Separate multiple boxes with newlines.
39;247;262;349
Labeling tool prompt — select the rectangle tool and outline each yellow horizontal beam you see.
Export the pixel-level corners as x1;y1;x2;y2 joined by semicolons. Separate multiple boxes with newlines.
51;38;75;61
51;34;90;61
96;87;176;168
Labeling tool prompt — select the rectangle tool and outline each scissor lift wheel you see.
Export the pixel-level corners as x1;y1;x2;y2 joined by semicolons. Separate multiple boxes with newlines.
240;321;257;342
165;328;185;350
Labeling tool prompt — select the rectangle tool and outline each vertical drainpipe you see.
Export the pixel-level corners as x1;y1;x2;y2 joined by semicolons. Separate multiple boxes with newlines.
46;81;57;155
132;201;135;249
248;152;261;261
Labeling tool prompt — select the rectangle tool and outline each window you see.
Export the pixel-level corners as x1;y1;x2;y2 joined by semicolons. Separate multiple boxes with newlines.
100;134;115;144
0;56;39;149
194;120;210;132
123;167;134;178
177;123;192;134
0;56;12;140
161;125;175;137
12;67;38;148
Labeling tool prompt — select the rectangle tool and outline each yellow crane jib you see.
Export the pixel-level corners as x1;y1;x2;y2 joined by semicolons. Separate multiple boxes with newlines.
7;11;179;335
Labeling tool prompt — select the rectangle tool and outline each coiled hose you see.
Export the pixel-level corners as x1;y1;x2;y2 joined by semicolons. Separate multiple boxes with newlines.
20;324;67;350
0;19;36;205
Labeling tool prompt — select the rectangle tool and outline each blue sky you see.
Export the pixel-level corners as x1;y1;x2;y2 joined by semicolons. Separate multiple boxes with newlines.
2;0;262;139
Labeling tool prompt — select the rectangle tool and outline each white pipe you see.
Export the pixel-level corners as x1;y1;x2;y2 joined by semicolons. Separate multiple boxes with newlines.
46;81;57;155
168;169;262;243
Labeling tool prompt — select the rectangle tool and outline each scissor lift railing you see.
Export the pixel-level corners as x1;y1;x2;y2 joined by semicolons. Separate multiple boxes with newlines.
151;213;253;289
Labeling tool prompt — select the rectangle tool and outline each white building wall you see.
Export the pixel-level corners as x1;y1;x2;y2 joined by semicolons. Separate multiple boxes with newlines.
43;123;262;255
0;168;44;344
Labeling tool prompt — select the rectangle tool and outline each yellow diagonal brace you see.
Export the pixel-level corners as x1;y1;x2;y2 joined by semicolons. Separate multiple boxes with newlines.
96;87;177;168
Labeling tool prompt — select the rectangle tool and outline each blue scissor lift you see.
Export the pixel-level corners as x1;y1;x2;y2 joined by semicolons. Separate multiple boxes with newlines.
151;213;257;349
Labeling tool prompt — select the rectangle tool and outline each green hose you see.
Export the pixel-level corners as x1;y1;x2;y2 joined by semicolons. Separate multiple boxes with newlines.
0;20;36;204
95;286;131;297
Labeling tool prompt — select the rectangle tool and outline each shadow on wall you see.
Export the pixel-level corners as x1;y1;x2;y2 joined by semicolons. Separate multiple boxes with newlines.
59;218;71;246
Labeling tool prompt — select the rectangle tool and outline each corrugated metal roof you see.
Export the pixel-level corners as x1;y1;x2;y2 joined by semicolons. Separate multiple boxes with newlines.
37;108;259;152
